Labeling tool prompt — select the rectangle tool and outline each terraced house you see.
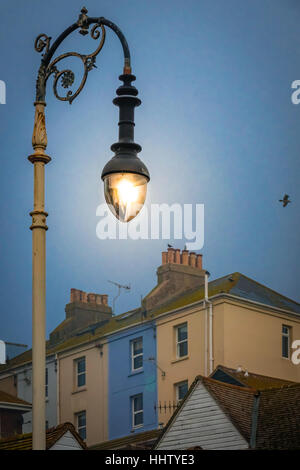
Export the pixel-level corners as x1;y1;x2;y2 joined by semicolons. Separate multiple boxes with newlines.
0;247;299;447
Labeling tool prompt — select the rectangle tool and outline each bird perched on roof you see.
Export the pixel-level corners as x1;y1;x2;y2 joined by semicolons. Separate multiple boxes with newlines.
279;194;291;207
167;244;173;248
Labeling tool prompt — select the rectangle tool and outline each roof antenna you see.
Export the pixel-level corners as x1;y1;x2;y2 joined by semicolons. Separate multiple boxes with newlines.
107;280;131;315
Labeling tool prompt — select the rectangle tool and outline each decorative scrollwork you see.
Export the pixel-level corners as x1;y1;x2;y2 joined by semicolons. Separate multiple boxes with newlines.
35;34;51;55
34;7;132;104
43;23;106;104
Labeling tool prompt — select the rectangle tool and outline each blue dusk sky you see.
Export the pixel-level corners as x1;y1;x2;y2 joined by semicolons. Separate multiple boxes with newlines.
0;0;299;347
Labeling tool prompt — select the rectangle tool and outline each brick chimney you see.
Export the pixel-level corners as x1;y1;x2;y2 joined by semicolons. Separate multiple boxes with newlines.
49;289;112;345
143;247;205;311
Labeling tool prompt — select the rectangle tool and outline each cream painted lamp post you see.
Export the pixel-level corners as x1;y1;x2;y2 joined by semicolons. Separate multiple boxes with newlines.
29;7;149;450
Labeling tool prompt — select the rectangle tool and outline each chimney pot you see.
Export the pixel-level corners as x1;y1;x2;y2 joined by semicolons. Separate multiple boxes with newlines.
175;249;181;264
167;247;175;263
162;252;168;265
70;288;82;303
181;250;189;265
87;293;96;304
189;252;196;268
196;254;203;270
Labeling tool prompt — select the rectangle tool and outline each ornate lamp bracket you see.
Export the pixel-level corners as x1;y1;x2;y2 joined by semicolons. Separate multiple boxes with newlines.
33;7;131;105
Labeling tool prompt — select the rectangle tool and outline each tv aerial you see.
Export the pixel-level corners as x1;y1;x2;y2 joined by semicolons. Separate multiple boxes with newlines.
107;280;131;314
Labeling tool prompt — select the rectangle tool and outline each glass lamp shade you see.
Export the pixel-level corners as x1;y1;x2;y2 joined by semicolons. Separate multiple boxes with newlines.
103;172;148;222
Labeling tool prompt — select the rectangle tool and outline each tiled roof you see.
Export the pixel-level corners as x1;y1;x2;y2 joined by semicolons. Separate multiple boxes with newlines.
0;309;143;372
256;385;300;449
89;429;161;450
1;272;299;373
0;390;31;408
0;422;86;450
230;274;300;314
211;365;297;390
203;378;256;443
154;374;300;450
204;378;300;449
150;272;300;318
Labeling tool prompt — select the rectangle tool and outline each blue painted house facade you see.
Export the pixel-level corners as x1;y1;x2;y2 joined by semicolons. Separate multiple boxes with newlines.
107;313;158;440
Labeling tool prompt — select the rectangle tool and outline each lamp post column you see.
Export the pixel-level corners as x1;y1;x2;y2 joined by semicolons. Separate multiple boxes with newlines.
28;8;150;449
28;101;51;450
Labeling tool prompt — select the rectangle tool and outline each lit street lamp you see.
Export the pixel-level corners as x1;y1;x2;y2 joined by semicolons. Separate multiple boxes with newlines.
29;7;149;449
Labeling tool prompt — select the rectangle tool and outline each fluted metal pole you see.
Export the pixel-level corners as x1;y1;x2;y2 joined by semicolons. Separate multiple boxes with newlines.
28;101;51;450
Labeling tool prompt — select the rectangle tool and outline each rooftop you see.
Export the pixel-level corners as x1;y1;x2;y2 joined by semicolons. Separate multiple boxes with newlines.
0;422;86;450
154;373;300;450
1;271;299;373
211;365;297;390
0;390;31;409
89;429;161;450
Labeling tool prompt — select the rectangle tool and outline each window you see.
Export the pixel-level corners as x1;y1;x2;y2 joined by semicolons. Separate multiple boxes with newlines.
131;338;143;371
45;368;48;398
176;323;188;358
76;357;86;387
282;325;291;358
132;394;143;428
76;411;86;440
175;380;189;402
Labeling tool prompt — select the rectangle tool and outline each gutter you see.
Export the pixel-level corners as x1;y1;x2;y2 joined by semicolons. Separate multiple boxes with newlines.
0;402;32;411
203;272;214;375
55;353;60;425
250;392;260;449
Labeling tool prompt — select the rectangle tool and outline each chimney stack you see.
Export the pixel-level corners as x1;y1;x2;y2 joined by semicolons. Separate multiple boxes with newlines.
144;247;206;311
49;288;112;345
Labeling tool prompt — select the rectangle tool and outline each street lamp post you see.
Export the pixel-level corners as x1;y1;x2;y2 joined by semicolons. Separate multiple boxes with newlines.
29;7;150;450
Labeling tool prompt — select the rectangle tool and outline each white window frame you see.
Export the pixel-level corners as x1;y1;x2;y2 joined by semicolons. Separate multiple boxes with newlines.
282;325;291;358
176;323;188;358
76;410;86;440
75;357;86;388
131;338;143;372
132;394;143;429
175;380;188;403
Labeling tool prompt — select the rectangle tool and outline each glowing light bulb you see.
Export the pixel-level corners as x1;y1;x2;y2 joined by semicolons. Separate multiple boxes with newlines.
117;179;139;205
103;173;148;222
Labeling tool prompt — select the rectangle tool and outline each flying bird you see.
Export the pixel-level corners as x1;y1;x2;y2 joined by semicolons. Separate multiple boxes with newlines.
279;194;291;207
